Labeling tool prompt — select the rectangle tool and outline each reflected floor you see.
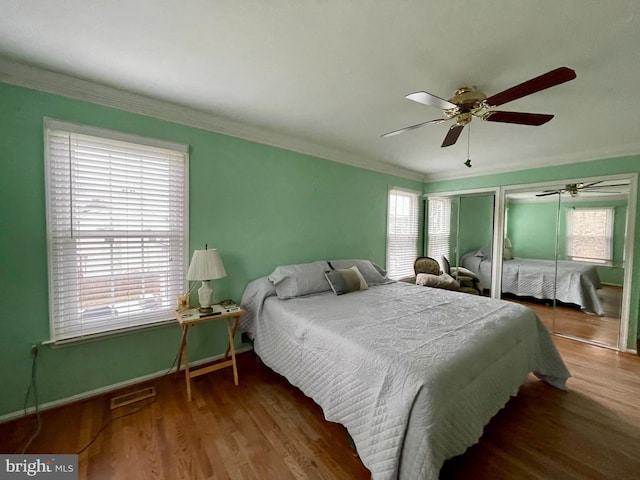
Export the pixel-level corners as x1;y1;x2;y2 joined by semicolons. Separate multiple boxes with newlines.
503;285;622;348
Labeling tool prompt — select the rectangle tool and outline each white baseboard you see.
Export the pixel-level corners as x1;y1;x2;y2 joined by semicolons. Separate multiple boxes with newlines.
0;345;253;424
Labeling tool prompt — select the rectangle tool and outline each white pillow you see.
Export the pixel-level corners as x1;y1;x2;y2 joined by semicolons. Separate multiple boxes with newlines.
416;273;460;291
329;259;391;285
268;261;331;299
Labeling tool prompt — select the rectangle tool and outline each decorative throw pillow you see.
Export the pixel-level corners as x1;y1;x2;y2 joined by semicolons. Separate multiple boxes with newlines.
416;273;460;291
325;266;369;295
268;261;332;299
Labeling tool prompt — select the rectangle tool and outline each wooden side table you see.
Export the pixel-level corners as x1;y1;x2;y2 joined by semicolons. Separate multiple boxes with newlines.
175;307;245;401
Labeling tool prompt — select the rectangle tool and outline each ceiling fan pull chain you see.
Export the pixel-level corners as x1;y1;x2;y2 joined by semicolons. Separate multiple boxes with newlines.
464;124;472;168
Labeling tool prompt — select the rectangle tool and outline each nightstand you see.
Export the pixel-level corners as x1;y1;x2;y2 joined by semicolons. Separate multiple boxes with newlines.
175;307;245;401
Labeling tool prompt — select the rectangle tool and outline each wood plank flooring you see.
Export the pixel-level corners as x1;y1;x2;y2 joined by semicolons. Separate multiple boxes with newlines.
1;338;639;479
504;285;622;347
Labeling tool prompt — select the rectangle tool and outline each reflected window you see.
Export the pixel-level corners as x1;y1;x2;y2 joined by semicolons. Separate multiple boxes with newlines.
427;197;451;268
566;207;614;265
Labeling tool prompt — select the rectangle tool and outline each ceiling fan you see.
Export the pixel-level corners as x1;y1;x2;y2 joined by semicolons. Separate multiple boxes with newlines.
381;67;577;147
536;181;629;197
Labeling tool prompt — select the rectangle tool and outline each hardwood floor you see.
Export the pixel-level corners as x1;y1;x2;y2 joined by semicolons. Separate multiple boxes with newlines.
503;285;623;348
1;338;639;480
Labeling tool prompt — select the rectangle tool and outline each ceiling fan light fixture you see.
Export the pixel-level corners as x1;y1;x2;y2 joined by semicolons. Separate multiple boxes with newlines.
382;66;577;150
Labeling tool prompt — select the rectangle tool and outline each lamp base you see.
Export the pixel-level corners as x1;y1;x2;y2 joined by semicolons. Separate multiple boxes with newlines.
197;280;213;313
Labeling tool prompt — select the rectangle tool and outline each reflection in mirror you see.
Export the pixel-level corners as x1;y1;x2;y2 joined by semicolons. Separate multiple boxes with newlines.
552;180;628;348
426;193;494;296
454;193;495;296
502;179;628;349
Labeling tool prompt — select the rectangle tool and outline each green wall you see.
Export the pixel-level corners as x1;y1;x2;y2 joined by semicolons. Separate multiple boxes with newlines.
507;198;627;285
425;160;640;350
457;194;495;262
0;82;422;417
442;195;495;267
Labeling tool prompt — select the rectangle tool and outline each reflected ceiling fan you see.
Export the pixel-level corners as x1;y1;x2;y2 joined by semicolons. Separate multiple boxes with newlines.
536;181;629;197
381;67;577;147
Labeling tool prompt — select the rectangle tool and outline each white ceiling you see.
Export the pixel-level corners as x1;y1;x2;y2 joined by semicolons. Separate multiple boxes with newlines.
1;0;639;181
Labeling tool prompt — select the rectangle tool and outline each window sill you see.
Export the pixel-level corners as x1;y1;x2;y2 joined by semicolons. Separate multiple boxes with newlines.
42;318;177;348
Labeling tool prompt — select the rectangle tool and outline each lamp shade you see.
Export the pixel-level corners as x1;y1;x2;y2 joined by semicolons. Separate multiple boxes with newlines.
186;248;227;281
504;237;513;248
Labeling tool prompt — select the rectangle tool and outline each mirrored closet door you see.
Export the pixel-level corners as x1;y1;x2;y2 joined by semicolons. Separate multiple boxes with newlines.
552;180;630;348
427;191;496;297
455;193;496;296
502;178;632;349
502;184;564;330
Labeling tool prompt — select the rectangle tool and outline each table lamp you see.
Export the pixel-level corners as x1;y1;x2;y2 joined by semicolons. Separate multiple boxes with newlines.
186;245;227;314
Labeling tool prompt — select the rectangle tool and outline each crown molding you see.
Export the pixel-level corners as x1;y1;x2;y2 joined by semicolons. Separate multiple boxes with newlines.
423;143;640;183
0;57;424;182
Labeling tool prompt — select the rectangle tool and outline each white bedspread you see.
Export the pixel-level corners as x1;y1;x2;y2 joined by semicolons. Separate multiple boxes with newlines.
240;279;570;480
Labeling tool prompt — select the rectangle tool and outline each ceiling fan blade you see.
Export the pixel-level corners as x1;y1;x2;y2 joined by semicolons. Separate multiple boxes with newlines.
535;191;561;197
486;67;577;107
441;124;465;147
484;111;554;126
406;91;457;110
380;119;446;138
583;190;626;194
583;183;629;189
577;181;602;189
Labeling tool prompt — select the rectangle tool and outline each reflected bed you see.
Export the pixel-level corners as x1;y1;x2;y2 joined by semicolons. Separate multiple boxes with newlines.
461;252;604;315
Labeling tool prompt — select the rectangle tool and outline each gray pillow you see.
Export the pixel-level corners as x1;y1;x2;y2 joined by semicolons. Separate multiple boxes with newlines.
268;261;331;299
324;266;369;295
329;259;391;285
475;246;493;259
372;262;388;277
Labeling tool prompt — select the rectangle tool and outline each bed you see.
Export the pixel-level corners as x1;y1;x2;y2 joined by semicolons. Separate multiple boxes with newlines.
239;260;570;480
461;250;604;315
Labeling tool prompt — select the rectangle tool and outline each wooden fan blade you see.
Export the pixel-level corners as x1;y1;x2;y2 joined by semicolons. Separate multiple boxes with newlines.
381;119;446;138
583;183;629;189
441;124;464;147
579;181;603;189
536;191;561;197
484;111;554;126
406;91;457;110
486;67;576;107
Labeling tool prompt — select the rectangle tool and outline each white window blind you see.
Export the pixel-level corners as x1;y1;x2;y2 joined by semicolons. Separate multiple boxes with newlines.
44;119;188;342
566;207;613;264
386;188;419;279
427;197;451;269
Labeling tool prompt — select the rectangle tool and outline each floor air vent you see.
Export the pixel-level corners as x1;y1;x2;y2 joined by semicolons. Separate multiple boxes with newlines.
110;386;156;410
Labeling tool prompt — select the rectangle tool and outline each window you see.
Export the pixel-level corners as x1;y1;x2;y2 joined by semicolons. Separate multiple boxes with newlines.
44;119;188;341
566;207;614;264
427;197;451;269
386;188;420;279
